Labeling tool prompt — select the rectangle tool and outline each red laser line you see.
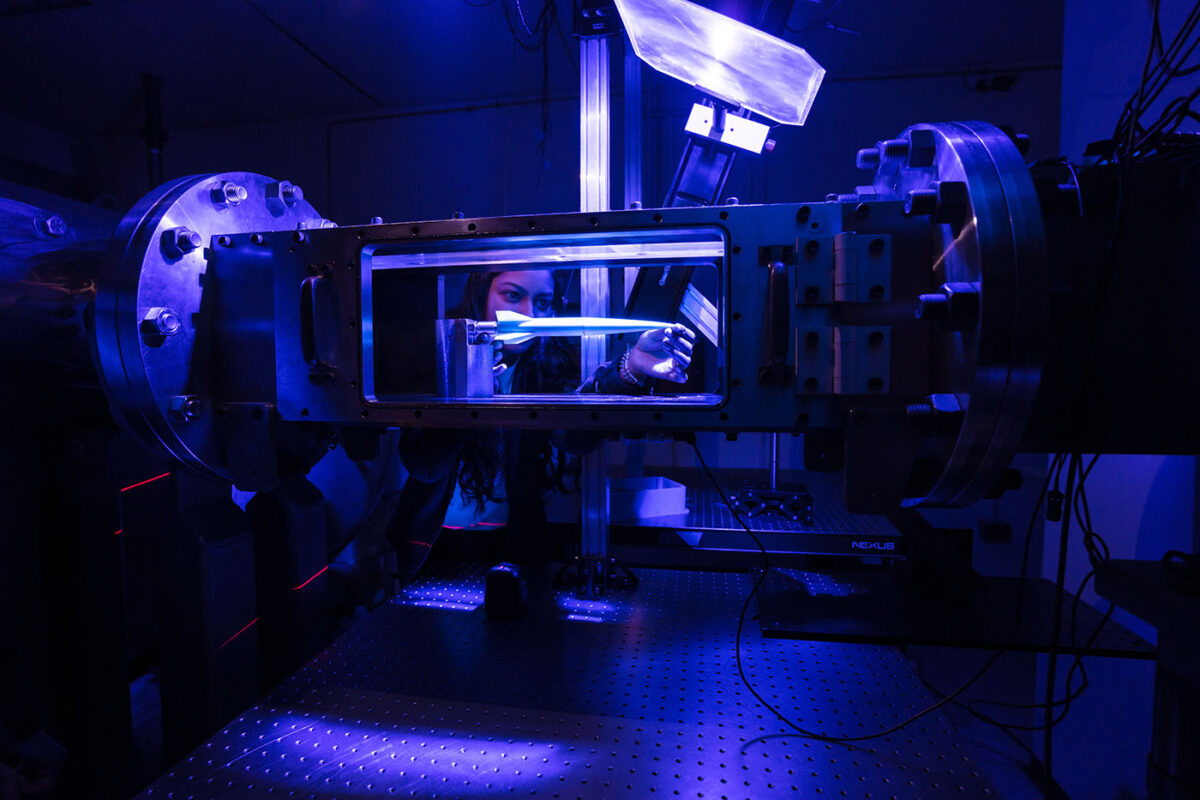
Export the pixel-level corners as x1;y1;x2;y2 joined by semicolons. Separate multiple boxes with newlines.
217;617;257;650
290;565;329;591
114;529;123;536
120;472;171;492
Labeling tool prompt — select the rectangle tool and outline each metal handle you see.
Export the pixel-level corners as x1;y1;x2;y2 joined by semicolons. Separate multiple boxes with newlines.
300;274;320;366
300;274;336;382
765;260;789;365
757;261;791;386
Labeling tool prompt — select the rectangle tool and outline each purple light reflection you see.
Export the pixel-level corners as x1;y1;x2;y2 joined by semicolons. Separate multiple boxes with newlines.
395;579;485;612
219;712;569;795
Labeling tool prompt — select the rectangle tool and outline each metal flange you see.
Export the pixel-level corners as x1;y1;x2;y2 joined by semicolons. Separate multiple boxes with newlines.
92;173;324;482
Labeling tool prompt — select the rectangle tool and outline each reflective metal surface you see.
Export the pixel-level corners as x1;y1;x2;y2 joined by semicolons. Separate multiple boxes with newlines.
94;172;323;482
615;0;824;125
866;122;1048;507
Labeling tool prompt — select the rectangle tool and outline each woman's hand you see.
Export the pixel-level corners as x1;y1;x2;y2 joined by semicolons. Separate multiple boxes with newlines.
628;324;695;383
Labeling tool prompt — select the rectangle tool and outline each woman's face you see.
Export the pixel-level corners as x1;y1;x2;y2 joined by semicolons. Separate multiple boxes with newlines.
485;270;557;354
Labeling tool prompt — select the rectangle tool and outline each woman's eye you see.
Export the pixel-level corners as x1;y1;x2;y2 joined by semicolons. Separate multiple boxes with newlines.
504;291;521;302
535;299;552;311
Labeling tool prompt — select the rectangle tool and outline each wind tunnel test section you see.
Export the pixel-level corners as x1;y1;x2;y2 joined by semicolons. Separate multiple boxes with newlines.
361;228;725;405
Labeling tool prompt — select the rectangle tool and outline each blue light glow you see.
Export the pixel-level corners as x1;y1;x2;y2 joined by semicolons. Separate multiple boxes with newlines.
396;579;485;612
615;0;825;125
556;592;631;623
223;712;570;794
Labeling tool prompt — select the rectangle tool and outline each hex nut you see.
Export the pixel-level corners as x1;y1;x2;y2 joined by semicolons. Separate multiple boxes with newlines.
907;129;937;168
266;180;303;210
161;227;202;258
37;214;68;238
141;307;182;340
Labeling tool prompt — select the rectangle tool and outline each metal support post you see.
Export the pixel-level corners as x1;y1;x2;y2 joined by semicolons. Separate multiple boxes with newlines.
579;36;612;593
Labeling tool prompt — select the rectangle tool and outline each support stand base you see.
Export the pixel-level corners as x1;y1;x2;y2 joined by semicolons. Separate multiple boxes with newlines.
554;555;639;597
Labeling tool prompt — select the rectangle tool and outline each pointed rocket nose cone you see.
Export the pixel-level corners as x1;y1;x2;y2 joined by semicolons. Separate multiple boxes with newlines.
494;309;530;323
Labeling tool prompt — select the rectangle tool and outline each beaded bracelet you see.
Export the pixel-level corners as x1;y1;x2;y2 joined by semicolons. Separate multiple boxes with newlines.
618;351;646;386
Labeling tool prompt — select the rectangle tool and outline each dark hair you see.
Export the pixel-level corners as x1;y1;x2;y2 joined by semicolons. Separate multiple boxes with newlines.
451;270;580;510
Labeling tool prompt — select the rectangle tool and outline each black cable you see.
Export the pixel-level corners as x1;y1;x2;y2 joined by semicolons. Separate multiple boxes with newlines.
1016;453;1065;630
690;439;1003;745
1041;452;1077;793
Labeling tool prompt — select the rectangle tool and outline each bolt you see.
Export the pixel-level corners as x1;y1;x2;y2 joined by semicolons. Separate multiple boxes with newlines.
370;216;383;225
266;180;303;210
804;377;819;391
854;202;869;218
142;307;182;338
725;197;739;205
37;214;67;238
915;293;949;321
210;181;248;207
915;282;979;330
805;239;818;255
452;211;465;219
169;395;203;422
868;238;885;253
804;286;820;302
217;235;232;247
906;402;935;421
877;138;910;164
910;394;963;431
867;377;883;392
250;233;265;245
764;138;777;152
868;284;885;300
826;193;857;203
904;188;939;217
868;330;884;346
795;206;811;224
855;147;881;170
292;230;306;243
805;331;820;348
630;201;643;210
161;227;202;259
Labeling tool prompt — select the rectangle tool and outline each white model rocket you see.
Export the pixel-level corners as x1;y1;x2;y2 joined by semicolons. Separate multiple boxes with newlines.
486;309;675;346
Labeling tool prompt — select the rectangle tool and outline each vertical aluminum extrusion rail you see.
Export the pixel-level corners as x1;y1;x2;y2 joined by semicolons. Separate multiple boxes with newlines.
578;36;612;591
